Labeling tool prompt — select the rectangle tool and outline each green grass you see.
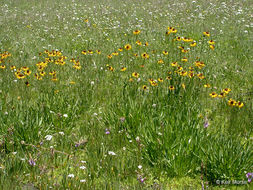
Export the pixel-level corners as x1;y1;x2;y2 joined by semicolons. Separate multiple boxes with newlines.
0;0;253;189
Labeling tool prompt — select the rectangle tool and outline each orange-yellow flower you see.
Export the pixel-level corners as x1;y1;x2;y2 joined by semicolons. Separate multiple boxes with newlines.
141;52;149;59
169;85;175;91
228;99;236;106
209;92;217;98
133;30;141;35
132;72;139;78
124;44;132;50
203;31;210;37
237;101;244;108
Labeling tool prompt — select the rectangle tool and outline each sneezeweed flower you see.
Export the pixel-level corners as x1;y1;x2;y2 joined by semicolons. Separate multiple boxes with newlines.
171;62;178;67
118;48;123;52
108;66;114;71
228;98;236;106
144;42;149;46
180;71;187;76
190;42;197;47
197;73;205;79
209;92;218;98
204;84;211;88
188;72;194;78
120;67;127;71
132;72;139;78
210;45;215;50
171;28;177;33
151;81;158;86
51;77;58;82
96;50;101;54
176;37;181;41
133;53;138;57
136;40;142;46
25;81;30;87
237;101;244;108
195;61;205;69
208;40;215;45
182;37;193;42
73;65;81;70
112;52;119;56
181;49;189;53
22;67;29;71
24;70;31;75
178;46;184;50
133;30;141;35
10;65;16;70
166;31;171;35
223;88;231;94
141;52;149;59
16;73;25;79
107;54;112;59
158;78;163;82
218;92;226;98
162;50;168;55
203;31;210;37
40;71;46;76
124;44;132;50
166;76;172;80
177;66;183;71
169;85;175;91
0;65;6;69
81;50;87;55
142;85;148;90
84;19;89;23
181;57;188;62
158;59;164;64
88;50;93;54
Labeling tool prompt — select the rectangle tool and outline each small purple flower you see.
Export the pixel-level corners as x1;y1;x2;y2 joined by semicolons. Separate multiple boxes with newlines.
105;128;110;135
137;175;146;183
75;143;80;147
204;116;209;128
28;159;36;166
120;117;125;123
246;172;253;183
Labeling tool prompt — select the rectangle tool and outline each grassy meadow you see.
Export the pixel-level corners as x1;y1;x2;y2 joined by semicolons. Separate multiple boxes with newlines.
0;0;253;189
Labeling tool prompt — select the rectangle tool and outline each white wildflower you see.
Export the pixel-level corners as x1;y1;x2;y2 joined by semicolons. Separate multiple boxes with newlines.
59;132;64;135
68;174;75;178
108;151;116;156
80;166;86;170
45;135;53;141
